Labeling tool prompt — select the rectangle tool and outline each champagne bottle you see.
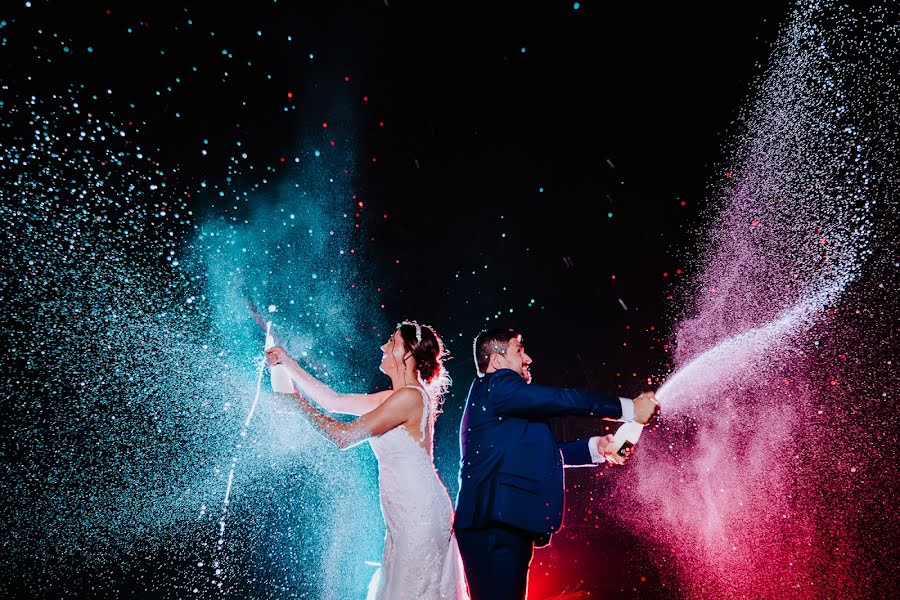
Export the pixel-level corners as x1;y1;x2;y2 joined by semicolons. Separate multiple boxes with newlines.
612;421;644;457
265;322;295;394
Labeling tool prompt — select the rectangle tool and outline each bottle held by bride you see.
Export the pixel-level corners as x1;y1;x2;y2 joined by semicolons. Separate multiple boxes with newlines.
265;322;295;394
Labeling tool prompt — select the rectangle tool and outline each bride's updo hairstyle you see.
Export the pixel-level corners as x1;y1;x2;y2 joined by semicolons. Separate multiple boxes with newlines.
397;321;451;410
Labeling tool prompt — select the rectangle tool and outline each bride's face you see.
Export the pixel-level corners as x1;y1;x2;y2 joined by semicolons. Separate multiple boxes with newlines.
379;329;409;375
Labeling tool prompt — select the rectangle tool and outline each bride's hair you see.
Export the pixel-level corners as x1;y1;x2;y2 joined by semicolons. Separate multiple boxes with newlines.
398;321;451;411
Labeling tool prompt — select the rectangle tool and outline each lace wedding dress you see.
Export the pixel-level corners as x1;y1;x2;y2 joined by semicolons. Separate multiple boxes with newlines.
365;385;468;600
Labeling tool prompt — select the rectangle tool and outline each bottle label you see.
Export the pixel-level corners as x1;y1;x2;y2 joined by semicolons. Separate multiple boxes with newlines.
617;440;635;457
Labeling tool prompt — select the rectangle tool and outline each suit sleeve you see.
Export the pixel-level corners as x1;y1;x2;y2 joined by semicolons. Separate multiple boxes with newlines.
488;369;624;419
558;438;596;468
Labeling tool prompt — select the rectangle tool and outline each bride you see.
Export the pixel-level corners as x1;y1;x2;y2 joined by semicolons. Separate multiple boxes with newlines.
265;321;468;600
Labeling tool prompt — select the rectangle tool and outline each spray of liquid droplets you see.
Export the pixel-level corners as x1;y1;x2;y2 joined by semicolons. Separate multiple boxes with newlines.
607;2;899;597
0;84;387;599
183;135;392;599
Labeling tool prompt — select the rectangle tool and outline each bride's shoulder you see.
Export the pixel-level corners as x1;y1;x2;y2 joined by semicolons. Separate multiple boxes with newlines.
380;387;426;411
386;386;421;401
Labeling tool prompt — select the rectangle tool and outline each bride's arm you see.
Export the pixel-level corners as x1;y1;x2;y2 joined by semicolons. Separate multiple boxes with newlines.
279;386;421;450
266;346;391;415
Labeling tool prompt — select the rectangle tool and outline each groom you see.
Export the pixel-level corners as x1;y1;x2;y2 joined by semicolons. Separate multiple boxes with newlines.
454;328;659;599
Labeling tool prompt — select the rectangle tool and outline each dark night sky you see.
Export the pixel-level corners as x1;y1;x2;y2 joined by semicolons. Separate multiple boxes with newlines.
4;0;790;377
2;0;792;399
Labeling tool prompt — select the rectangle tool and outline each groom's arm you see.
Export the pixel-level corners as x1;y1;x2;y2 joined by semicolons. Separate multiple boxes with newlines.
559;435;629;468
490;369;633;420
558;439;595;467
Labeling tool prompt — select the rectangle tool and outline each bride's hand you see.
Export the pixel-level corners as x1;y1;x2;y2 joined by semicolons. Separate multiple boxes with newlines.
265;346;288;367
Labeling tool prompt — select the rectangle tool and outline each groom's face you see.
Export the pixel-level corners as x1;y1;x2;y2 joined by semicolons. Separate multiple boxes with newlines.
501;336;533;384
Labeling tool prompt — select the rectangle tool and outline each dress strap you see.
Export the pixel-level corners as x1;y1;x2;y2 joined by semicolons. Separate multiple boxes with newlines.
402;385;430;442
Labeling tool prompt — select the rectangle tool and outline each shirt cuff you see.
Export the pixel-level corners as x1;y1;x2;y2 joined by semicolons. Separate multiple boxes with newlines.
619;398;635;423
587;436;604;463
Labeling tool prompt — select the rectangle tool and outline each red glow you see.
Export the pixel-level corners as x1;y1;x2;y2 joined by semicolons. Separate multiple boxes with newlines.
287;91;293;99
322;122;328;128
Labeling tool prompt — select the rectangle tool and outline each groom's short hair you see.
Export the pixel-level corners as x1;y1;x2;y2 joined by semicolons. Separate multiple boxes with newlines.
473;328;521;377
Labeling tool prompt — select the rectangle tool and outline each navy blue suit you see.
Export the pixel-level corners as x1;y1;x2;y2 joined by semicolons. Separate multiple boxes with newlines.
454;368;623;599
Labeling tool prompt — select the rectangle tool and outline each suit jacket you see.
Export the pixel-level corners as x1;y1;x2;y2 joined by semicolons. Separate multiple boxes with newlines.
454;368;623;539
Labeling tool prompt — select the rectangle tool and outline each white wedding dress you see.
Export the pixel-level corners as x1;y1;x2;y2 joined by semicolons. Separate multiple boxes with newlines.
365;385;468;600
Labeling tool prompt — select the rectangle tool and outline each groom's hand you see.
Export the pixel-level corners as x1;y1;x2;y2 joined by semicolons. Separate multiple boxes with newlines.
633;391;660;425
596;434;628;465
